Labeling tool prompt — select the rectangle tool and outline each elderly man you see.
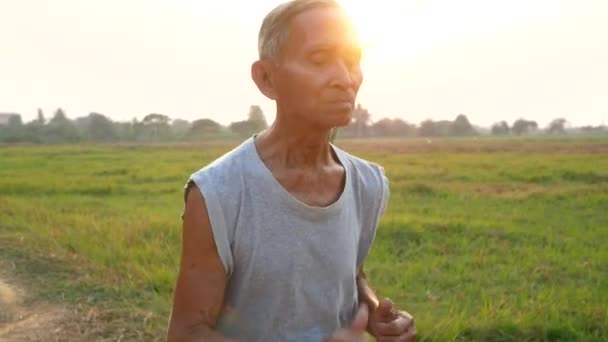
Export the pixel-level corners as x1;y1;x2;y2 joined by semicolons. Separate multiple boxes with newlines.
167;0;415;341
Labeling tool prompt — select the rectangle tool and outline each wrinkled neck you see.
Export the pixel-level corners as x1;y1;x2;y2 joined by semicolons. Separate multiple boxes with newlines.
255;114;335;169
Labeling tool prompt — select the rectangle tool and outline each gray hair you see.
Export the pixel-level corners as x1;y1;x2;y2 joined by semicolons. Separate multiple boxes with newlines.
258;0;343;60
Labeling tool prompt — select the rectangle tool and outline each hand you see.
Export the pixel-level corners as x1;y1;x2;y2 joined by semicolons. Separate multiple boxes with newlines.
368;298;416;342
323;303;369;342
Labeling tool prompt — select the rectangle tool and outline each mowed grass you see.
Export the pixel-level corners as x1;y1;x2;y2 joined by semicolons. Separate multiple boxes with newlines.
0;138;607;341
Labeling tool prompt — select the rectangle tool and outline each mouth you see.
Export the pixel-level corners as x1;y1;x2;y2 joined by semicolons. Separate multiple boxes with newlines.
328;97;356;105
326;101;355;114
327;100;354;107
327;91;356;104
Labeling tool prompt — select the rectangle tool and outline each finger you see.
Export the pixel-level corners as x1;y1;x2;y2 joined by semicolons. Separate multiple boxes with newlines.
376;337;400;342
376;314;414;336
378;329;417;342
375;298;394;320
350;303;369;333
397;329;416;342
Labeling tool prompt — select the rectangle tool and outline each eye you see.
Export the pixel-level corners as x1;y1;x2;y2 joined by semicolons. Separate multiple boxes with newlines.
310;52;331;66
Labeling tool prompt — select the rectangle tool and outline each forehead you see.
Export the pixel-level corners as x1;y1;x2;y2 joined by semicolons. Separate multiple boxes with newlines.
285;7;361;55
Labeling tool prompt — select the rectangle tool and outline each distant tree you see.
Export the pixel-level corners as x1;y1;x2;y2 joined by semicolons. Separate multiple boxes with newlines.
113;120;136;141
512;118;538;136
0;114;25;143
371;118;391;136
170;119;191;140
22;111;46;143
230;106;269;137
512;119;526;135
142;113;171;141
580;126;593;133
352;104;371;137
85;112;117;141
435;120;452;136
450;114;477;136
8;114;23;126
36;108;45;125
46;108;80;143
371;118;395;137
49;108;67;124
247;105;268;132
418;119;454;137
547;118;567;135
418;119;437;137
491;121;510;135
187;118;222;140
229;120;256;137
142;113;170;126
371;118;417;137
331;103;374;139
580;125;607;135
130;118;145;141
394;118;418;137
529;120;539;132
73;116;91;136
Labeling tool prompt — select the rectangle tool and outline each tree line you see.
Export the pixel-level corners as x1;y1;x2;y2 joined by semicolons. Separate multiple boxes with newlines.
0;105;268;144
0;104;605;144
337;105;606;138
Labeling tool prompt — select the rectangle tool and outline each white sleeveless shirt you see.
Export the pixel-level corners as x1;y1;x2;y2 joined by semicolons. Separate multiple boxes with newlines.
187;137;389;342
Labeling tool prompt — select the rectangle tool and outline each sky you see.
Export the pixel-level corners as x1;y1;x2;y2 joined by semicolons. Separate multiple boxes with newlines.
1;0;607;128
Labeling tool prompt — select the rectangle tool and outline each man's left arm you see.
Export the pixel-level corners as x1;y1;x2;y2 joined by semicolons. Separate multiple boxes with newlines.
356;267;417;341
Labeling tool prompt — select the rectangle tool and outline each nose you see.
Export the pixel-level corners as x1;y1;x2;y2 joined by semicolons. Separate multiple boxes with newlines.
329;60;359;90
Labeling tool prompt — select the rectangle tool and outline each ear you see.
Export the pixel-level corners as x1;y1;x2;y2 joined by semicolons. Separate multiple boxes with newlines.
251;60;278;100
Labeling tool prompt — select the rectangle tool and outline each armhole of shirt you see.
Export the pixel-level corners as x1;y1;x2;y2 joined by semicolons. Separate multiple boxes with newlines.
377;167;390;224
184;174;234;278
357;164;390;270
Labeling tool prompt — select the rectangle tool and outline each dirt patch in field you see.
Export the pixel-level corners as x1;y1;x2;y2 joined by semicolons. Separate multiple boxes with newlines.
0;261;101;342
0;261;155;342
0;268;80;341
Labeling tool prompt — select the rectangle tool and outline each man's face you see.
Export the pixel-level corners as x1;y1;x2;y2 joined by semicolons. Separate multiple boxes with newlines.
272;7;363;128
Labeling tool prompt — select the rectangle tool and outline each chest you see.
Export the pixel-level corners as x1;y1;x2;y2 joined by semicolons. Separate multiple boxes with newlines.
231;207;361;287
272;167;346;207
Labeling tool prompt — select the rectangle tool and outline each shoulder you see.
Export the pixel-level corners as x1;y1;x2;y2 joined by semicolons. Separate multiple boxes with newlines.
189;138;252;190
333;145;389;197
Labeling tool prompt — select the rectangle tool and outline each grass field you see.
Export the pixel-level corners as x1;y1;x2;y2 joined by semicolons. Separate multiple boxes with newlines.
1;137;607;341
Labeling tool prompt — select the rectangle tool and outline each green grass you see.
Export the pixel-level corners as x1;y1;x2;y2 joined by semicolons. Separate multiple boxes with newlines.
1;138;607;341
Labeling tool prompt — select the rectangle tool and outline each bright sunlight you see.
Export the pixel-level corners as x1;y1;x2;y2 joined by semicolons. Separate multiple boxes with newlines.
339;1;416;53
339;0;537;61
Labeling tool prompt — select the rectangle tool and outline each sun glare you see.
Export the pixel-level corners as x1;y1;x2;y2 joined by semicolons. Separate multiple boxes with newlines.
339;0;539;62
339;1;422;59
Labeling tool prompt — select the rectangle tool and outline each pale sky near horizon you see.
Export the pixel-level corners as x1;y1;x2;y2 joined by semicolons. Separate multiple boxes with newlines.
1;0;607;127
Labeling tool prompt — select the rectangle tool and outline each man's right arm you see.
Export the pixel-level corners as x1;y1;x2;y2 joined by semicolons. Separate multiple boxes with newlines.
167;184;234;342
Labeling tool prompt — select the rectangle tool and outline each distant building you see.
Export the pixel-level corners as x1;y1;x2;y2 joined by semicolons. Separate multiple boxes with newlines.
0;113;21;125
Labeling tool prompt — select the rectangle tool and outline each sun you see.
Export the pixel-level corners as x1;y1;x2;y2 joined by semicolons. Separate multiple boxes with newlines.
340;0;415;55
340;1;390;48
338;1;422;58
